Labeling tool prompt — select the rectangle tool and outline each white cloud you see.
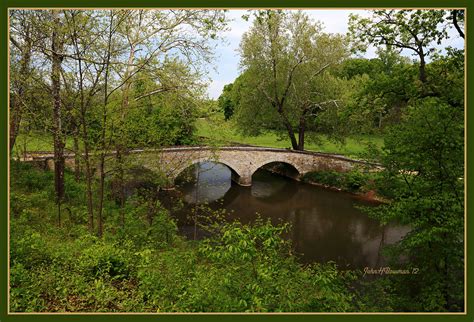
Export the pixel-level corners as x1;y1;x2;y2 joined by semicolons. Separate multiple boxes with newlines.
207;79;230;99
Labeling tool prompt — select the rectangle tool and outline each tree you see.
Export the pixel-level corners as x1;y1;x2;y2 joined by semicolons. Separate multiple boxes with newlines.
63;9;108;232
236;10;348;150
338;47;417;133
450;10;464;39
9;10;34;151
50;10;66;225
108;9;227;228
217;83;234;120
425;48;464;108
368;98;464;311
348;10;448;84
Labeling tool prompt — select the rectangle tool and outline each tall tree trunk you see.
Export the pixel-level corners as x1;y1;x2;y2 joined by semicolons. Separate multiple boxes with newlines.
51;10;65;226
297;116;305;151
97;11;114;237
70;12;95;232
116;150;126;228
115;43;136;228
97;159;105;237
9;31;32;152
277;107;298;150
283;120;298;150
418;50;427;84
72;124;81;181
77;67;95;231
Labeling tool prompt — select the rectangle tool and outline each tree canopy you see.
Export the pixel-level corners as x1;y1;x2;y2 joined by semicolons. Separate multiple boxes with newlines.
234;10;348;150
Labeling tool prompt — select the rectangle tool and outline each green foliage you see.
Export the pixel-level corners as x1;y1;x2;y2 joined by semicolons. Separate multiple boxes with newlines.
137;219;356;312
425;48;464;108
113;59;203;148
235;10;349;149
77;237;136;280
302;169;371;193
120;102;197;147
11;161;54;192
10;232;144;312
335;57;384;79
10;164;357;312
117;195;179;249
364;98;464;311
337;48;417;134
217;83;235;120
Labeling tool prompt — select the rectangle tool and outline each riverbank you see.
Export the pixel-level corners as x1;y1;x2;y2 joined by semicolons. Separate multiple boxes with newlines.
302;179;389;204
300;170;391;204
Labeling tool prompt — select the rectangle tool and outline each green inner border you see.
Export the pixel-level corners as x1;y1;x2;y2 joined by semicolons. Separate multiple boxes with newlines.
1;0;471;321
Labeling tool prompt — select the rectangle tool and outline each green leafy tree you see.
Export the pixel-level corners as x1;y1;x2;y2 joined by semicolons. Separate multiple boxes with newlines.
367;98;464;311
340;48;417;133
217;83;235;120
425;48;464;108
348;10;448;85
236;10;348;150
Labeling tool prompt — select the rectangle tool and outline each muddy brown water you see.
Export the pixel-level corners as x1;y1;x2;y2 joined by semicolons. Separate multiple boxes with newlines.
160;162;409;269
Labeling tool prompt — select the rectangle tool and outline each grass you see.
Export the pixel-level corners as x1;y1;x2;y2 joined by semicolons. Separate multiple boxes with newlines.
14;118;384;159
14;132;77;154
195;117;384;158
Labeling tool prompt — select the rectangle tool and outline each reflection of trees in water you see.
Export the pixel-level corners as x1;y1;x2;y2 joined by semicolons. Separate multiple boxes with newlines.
222;180;407;268
167;161;408;268
176;162;232;204
250;169;299;201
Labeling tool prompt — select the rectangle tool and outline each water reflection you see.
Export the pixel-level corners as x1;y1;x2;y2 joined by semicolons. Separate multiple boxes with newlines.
176;162;232;204
170;161;409;268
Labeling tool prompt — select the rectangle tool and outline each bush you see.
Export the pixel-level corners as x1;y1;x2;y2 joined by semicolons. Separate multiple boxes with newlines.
77;237;136;280
112;196;178;250
10;227;53;269
302;169;370;193
344;170;369;192
10;161;54;193
136;219;356;312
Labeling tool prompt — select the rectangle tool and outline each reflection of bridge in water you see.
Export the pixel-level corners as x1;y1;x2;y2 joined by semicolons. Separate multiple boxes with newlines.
23;146;382;187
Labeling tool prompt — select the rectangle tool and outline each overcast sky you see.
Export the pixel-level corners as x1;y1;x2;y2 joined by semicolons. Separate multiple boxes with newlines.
206;9;464;99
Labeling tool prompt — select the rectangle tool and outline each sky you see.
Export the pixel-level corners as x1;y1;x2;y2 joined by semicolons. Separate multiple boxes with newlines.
205;9;465;99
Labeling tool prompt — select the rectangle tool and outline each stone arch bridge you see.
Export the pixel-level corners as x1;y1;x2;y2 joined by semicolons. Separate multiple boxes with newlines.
26;146;381;187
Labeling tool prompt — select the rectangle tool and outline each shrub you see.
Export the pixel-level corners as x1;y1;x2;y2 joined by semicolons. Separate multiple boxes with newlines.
10;161;54;193
343;170;369;192
136;219;356;312
78;238;136;280
302;169;370;193
10;227;53;269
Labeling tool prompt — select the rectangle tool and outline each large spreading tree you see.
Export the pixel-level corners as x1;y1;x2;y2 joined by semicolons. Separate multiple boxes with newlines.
235;10;348;151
